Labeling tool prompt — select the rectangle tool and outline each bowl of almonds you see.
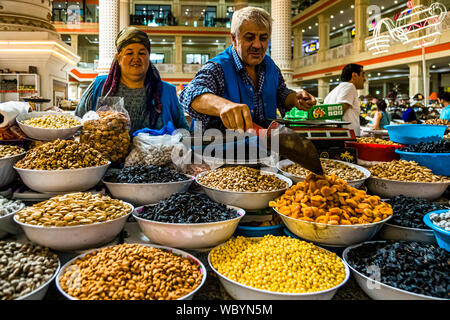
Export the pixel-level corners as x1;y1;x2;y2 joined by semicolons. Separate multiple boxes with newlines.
16;112;83;141
13;192;134;251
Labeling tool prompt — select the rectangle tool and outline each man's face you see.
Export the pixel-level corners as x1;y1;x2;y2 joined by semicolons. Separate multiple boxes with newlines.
231;21;269;67
352;69;366;90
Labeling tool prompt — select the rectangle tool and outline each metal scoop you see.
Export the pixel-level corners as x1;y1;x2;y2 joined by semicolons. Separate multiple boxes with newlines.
253;121;324;175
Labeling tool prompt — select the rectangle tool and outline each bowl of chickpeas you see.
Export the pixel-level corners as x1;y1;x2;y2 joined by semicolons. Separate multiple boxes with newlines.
208;235;350;300
0;145;26;188
16;112;83;141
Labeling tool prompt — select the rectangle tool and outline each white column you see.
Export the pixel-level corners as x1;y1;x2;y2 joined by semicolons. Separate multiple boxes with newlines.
218;0;227;19
234;0;248;11
409;62;423;98
173;0;181;21
71;34;78;55
354;0;369;54
119;0;130;31
175;35;183;73
271;0;293;84
97;0;120;74
318;14;330;63
318;78;330;100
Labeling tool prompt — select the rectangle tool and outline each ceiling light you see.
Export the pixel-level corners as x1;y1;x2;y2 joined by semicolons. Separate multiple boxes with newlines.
315;23;318;26
216;40;219;43
330;15;334;19
332;26;336;30
340;23;343;27
351;5;354;8
394;0;398;3
381;6;385;10
349;20;352;23
336;78;339;81
340;10;344;14
368;74;372;77
162;39;166;42
432;65;436;68
377;72;381;76
308;26;312;29
302;29;305;32
189;39;192;42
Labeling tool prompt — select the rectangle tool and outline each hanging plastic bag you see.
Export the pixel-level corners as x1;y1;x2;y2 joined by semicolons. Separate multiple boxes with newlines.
80;96;131;164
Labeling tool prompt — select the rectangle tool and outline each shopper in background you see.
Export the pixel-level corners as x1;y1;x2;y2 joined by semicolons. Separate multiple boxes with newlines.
438;91;450;120
75;27;188;133
179;6;316;132
369;100;391;130
324;63;366;136
402;103;419;123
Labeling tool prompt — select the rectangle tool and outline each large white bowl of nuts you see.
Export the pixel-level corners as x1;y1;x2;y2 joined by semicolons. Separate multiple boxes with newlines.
195;166;292;211
14;139;110;193
0;197;25;238
16;112;83;141
367;160;450;200
0;145;26;188
277;158;370;188
13;192;134;251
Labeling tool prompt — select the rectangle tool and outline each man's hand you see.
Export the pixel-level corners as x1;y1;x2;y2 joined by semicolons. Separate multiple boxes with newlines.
294;89;317;111
219;103;253;132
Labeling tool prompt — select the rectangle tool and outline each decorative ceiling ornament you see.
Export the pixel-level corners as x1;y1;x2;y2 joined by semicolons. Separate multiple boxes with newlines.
365;0;447;55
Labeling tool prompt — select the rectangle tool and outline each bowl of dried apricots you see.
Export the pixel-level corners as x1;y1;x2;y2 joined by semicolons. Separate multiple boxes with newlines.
269;173;393;247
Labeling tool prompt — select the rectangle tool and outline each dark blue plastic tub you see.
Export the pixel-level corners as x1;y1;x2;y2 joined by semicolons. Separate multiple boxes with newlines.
234;224;285;237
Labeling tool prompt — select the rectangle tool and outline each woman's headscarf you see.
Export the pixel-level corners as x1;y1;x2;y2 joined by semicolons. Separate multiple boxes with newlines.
102;27;162;128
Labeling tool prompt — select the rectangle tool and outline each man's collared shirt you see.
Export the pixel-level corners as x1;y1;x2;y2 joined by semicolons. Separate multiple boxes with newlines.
179;47;294;129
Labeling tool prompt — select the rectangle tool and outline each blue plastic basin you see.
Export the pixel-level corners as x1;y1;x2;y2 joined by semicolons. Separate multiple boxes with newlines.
234;224;285;237
423;210;450;252
385;124;446;145
395;150;450;176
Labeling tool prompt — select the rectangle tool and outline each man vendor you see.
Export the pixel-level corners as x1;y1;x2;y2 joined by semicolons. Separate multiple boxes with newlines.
179;6;316;133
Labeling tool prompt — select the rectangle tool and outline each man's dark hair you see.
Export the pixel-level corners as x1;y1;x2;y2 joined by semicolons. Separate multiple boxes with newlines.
438;91;450;102
341;64;364;82
376;100;387;112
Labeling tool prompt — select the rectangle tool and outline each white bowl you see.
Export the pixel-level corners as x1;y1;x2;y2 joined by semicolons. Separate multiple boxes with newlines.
378;223;437;243
343;241;447;300
13;202;133;251
276;208;393;247
366;176;450;200
0;202;25;238
0;152;26;188
277;159;371;188
195;171;292;211
103;175;194;206
133;205;245;249
208;240;350;300
55;243;207;300
16;258;61;300
16;112;83;141
14;162;110;193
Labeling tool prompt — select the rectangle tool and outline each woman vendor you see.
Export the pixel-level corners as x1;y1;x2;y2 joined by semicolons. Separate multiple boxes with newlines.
75;27;188;133
369;100;391;130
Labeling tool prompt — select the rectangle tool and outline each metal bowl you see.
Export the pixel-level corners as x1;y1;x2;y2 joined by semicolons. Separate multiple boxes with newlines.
366;176;450;200
342;241;447;300
378;223;436;243
0;152;26;188
277;159;371;188
276;208;393;247
133;205;245;249
56;243;207;300
13;202;133;251
0;202;25;238
103;176;194;206
16;112;83;141
14;162;110;193
15;258;61;300
208;239;350;300
195;171;292;211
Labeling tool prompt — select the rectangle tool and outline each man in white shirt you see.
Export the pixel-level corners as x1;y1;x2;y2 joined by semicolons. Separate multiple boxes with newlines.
324;64;366;136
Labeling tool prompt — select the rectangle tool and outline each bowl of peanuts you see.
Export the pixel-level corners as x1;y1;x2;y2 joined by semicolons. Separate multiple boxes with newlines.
208;235;350;300
0;145;26;188
13;192;134;251
56;243;207;300
367;160;450;200
195;166;292;211
277;158;370;188
16;112;83;141
269;173;394;246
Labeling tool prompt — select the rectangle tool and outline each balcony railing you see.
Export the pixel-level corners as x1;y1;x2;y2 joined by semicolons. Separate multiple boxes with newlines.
326;43;353;61
182;64;202;73
154;64;176;73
